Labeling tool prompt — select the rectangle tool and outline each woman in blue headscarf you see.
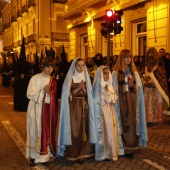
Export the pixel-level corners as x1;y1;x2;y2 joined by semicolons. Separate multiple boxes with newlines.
57;57;96;162
112;49;148;159
93;66;124;161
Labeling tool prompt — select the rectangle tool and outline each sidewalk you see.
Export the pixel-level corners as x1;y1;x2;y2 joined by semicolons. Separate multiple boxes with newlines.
0;77;170;170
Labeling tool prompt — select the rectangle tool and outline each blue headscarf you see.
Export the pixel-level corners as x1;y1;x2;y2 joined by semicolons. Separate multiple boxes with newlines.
112;70;148;148
92;66;124;158
57;57;96;156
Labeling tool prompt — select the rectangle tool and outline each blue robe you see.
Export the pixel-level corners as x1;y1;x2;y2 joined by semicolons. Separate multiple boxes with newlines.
93;66;124;161
112;70;148;148
57;58;96;157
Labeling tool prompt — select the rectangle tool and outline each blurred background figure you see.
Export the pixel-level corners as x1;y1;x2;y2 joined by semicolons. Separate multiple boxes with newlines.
1;55;10;87
57;45;70;99
138;55;146;77
133;55;140;69
143;47;169;127
93;53;104;70
14;37;31;112
10;53;18;87
166;52;170;60
110;55;118;72
85;57;93;74
32;51;41;75
159;48;170;110
90;53;104;82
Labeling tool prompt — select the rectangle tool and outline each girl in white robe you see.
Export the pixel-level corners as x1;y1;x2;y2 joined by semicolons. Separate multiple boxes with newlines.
93;66;124;161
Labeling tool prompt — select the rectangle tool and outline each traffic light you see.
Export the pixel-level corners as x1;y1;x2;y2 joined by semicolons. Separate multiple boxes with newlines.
100;9;123;37
105;10;114;33
100;23;108;39
113;10;123;35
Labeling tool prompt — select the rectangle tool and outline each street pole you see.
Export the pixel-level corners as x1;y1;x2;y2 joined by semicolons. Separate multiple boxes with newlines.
107;32;110;67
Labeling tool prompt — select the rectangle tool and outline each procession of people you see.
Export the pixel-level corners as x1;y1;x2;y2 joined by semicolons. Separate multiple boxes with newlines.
0;47;170;167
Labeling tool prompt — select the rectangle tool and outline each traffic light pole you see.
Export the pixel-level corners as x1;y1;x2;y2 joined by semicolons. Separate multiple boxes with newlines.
107;32;110;68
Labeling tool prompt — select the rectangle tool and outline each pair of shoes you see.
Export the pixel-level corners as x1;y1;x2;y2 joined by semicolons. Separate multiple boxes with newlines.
42;162;48;166
103;159;110;162
153;122;159;126
30;158;35;167
125;154;134;159
147;122;154;127
167;107;170;111
78;160;84;164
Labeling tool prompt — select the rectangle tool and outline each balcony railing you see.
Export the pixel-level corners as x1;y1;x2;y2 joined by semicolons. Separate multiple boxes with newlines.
3;46;10;51
28;0;36;9
3;23;10;31
52;0;68;4
22;5;28;14
51;32;69;42
11;16;17;23
12;42;17;48
0;28;3;35
27;34;37;43
17;10;22;18
16;40;21;46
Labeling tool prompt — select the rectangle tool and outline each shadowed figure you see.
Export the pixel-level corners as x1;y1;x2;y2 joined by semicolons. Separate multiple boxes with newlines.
57;45;70;99
14;36;31;112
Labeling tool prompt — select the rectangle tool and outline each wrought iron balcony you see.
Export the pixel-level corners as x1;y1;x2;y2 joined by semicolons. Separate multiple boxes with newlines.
16;40;21;47
11;16;17;23
27;34;37;43
12;42;17;48
0;28;3;35
3;46;10;51
51;32;69;42
3;23;10;31
52;0;68;4
6;23;10;28
22;5;28;14
17;10;22;18
3;24;6;31
28;0;36;9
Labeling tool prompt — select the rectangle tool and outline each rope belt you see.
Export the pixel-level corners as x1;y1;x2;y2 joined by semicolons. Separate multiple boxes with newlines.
74;96;88;142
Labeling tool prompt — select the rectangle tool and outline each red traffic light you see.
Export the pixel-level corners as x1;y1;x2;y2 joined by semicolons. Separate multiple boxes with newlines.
106;10;113;17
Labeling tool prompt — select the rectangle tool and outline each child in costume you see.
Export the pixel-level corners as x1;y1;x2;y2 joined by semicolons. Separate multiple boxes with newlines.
93;66;124;161
57;57;96;162
26;57;58;166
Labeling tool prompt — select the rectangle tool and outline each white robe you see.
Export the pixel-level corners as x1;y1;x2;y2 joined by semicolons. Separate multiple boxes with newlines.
26;73;52;163
97;86;118;161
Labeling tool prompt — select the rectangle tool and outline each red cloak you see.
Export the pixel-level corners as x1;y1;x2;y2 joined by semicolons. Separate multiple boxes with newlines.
40;78;58;156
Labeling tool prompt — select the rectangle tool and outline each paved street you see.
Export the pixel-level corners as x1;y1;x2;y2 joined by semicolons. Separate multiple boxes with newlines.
0;77;170;170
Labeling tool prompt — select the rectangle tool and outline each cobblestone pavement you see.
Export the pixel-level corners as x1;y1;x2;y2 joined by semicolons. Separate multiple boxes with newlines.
0;77;170;170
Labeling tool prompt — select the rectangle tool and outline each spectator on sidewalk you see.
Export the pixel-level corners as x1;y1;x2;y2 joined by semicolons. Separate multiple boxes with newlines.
26;57;58;166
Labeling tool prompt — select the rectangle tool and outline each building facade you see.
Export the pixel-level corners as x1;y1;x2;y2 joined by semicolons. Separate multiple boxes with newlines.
63;0;170;60
1;0;170;62
2;0;69;62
